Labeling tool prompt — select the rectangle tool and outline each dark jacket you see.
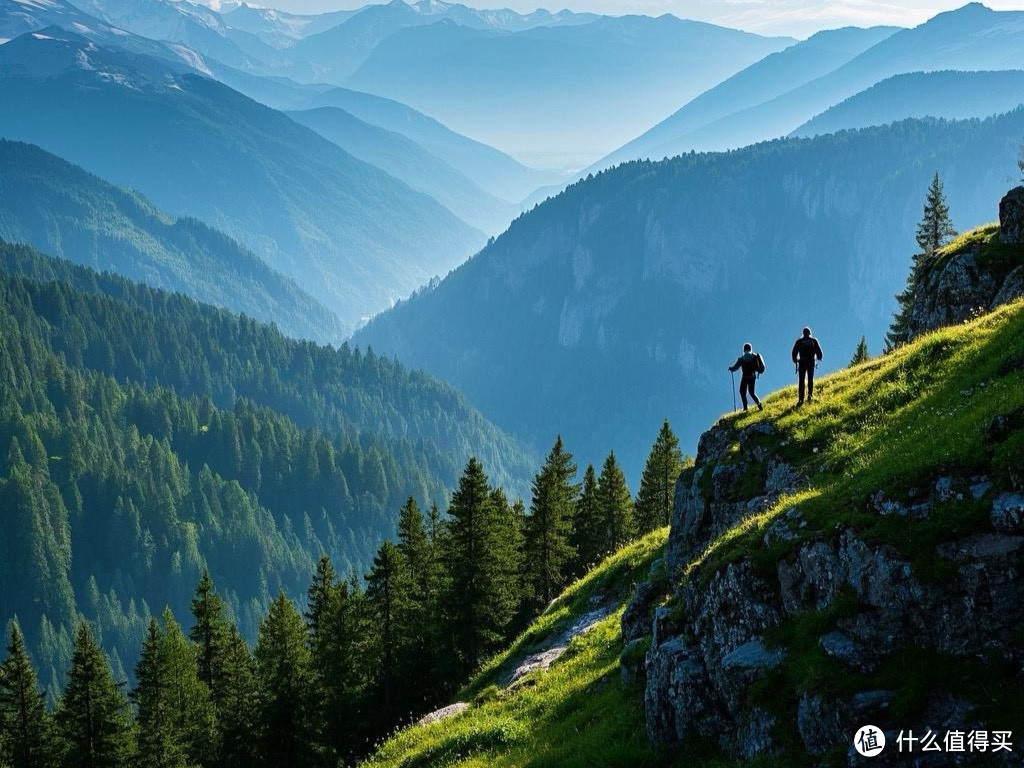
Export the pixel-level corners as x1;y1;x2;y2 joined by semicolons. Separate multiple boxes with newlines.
792;336;824;366
730;352;760;378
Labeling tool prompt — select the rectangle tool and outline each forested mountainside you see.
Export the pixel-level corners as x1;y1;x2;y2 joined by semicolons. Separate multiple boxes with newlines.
354;109;1024;481
792;69;1024;138
286;106;516;235
0;240;534;701
0;28;483;329
0;140;343;344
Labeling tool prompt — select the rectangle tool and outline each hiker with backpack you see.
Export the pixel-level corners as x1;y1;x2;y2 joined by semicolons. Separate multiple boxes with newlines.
728;343;765;412
791;326;824;405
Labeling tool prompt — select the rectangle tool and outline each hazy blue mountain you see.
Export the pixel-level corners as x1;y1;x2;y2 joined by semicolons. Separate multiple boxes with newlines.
0;139;343;342
345;15;794;166
204;58;333;108
74;0;281;69
793;69;1024;136
354;109;1024;479
664;3;1024;154
287;106;516;234
309;86;555;201
290;0;599;83
595;25;899;171
0;28;484;329
221;2;361;46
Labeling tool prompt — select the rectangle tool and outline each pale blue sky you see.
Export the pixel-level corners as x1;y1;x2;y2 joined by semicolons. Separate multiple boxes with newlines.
211;0;1024;36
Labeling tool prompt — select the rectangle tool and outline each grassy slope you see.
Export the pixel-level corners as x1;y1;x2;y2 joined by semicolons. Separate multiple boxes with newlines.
361;299;1024;768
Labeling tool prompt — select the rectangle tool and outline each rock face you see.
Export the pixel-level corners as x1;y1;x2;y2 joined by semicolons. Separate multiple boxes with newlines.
906;187;1024;340
629;418;1024;763
999;186;1024;245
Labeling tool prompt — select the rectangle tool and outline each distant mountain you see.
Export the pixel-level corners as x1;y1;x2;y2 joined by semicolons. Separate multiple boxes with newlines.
596;25;899;170
309;86;554;201
793;69;1024;136
288;106;516;234
354;109;1024;479
0;28;484;329
0;140;343;342
291;0;598;82
345;15;794;165
222;2;360;46
656;3;1024;155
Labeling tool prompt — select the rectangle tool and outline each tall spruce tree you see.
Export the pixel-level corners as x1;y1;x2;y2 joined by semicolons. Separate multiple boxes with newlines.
597;452;634;553
132;620;185;768
634;421;684;534
850;336;870;366
523;437;579;609
364;541;410;722
888;173;957;349
396;498;441;706
158;610;215;767
442;458;519;677
56;623;135;768
188;571;230;704
570;464;604;573
0;622;54;768
215;627;257;768
254;594;319;768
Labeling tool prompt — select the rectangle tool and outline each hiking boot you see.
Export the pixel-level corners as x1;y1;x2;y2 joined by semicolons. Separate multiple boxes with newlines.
757;402;764;411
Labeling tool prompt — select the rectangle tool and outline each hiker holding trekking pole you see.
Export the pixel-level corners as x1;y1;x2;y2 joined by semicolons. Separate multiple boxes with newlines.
791;326;824;406
728;343;765;412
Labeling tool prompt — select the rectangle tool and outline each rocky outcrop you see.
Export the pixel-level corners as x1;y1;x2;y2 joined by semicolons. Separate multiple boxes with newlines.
906;187;1024;340
629;418;1024;764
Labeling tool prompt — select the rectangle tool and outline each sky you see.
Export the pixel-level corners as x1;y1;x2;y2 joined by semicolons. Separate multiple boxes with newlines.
211;0;1024;36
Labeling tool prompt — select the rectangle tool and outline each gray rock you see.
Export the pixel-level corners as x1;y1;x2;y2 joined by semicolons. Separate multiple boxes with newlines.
970;481;993;500
622;580;656;644
998;186;1024;244
992;264;1024;308
416;701;469;725
798;693;845;756
729;708;776;760
819;631;875;672
721;638;784;670
934;476;957;503
992;492;1024;533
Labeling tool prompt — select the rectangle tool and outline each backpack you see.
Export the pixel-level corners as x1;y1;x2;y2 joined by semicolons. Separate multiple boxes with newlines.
756;353;766;375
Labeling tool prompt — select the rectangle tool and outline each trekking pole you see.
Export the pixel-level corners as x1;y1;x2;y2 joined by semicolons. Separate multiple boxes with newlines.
730;370;736;411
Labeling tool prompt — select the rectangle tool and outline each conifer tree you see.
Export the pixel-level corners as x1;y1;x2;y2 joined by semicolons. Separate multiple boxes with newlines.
158;610;215;767
364;541;409;721
396;498;440;703
0;622;54;768
597;452;634;553
215;628;257;768
850;336;870;366
254;593;319;768
188;571;230;703
441;458;519;677
634;421;684;534
523;437;579;608
570;465;604;573
132;620;186;768
887;172;957;350
56;623;135;768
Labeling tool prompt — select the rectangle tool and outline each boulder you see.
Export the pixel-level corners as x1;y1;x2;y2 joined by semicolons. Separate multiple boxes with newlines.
998;186;1024;245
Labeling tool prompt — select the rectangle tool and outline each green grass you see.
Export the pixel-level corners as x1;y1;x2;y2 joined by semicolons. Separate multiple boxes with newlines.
361;530;693;768
361;300;1024;768
690;299;1024;584
933;222;1024;274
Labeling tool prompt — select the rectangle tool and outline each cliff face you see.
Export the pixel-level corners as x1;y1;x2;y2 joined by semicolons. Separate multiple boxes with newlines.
625;297;1024;764
906;187;1024;341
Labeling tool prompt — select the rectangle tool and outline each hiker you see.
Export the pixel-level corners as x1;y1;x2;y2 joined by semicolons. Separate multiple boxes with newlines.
791;326;824;405
728;343;765;411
